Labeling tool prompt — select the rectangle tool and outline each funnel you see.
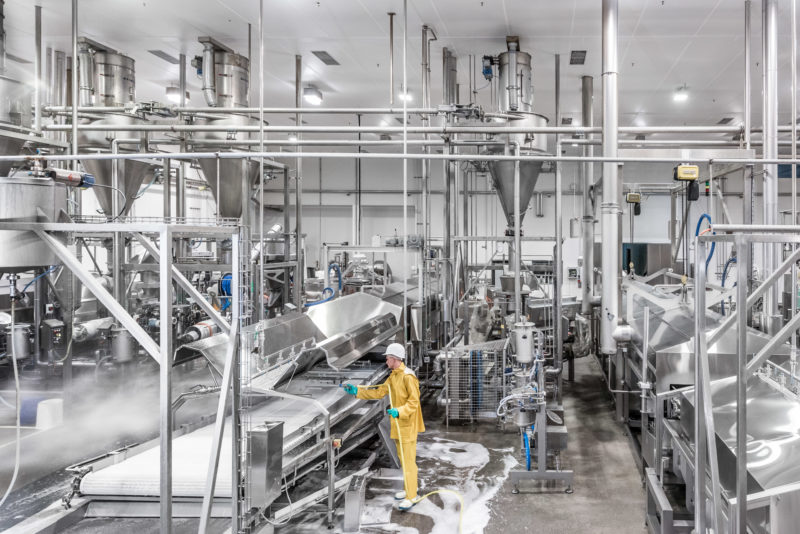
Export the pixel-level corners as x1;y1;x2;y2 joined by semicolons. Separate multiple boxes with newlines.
488;159;543;227
197;158;260;218
81;158;152;217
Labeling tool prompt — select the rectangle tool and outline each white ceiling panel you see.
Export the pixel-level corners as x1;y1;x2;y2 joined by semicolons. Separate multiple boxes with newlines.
0;0;798;134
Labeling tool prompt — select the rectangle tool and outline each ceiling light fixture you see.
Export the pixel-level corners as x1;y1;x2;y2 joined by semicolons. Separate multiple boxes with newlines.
303;85;323;106
673;84;689;102
398;91;413;102
166;86;190;104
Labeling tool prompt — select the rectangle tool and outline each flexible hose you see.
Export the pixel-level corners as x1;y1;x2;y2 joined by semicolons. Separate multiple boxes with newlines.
695;213;716;275
359;381;464;533
329;263;343;291
523;428;531;471
0;299;22;508
21;265;58;295
304;287;334;307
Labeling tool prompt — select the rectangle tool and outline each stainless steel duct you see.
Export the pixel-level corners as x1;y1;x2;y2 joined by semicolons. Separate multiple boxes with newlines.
77;42;93;107
581;75;594;317
201;41;217;107
601;0;621;355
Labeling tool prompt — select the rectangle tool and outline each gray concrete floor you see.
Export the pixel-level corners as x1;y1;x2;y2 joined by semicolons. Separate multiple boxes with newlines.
485;355;646;534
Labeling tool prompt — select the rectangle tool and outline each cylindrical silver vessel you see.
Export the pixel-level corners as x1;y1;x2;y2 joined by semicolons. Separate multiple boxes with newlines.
0;75;33;176
6;324;32;360
93;52;136;106
0;177;67;272
193;51;260;218
212;51;249;108
514;321;535;364
111;327;135;362
497;49;533;113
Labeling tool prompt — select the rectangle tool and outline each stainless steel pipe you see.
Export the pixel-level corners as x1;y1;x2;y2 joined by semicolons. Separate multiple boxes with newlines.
763;0;779;333
601;0;621;356
581;75;594;317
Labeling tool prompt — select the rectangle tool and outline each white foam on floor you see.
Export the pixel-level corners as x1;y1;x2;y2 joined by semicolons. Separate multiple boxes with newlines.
362;436;518;534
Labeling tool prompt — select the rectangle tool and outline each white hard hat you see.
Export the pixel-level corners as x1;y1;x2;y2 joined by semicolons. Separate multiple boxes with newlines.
383;342;406;360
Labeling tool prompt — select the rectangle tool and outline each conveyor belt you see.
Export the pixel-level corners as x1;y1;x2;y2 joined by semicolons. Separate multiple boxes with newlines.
79;365;387;498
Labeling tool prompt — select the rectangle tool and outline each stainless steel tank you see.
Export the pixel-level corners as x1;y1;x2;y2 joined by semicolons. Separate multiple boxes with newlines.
77;45;150;217
0;177;67;272
484;37;549;228
192;42;261;219
93;52;136;106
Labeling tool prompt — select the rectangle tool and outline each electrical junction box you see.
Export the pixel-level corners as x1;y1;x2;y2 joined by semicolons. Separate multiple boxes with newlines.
41;319;65;350
625;192;641;203
568;268;578;280
674;164;700;181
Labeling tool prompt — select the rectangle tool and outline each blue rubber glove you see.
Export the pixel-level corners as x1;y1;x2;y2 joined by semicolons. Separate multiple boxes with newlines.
387;408;399;419
342;384;358;395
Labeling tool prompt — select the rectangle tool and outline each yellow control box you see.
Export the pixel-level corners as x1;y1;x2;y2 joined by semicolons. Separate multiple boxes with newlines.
674;164;699;181
625;192;641;203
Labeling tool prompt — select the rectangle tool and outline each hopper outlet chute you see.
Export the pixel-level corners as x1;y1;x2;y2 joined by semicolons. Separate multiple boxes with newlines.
197;158;260;219
488;159;543;227
80;158;153;217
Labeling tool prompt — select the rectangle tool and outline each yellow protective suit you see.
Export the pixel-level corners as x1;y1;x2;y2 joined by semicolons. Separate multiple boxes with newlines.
357;362;425;499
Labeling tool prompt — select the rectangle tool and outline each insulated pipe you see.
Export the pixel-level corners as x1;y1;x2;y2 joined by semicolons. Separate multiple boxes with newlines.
581;75;594;317
793;0;798;350
554;53;564;401
0;0;5;73
177;54;186;220
513;143;521;324
295;54;304;308
507;41;519;112
70;0;79;172
601;0;621;355
763;0;779;333
388;12;395;106
77;42;94;107
201;42;217;107
34;5;42;133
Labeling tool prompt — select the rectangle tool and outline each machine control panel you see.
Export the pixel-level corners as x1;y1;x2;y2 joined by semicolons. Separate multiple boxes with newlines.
41;319;65;350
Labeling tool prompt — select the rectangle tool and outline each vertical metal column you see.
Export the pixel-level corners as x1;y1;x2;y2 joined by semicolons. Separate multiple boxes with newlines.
443;143;452;342
283;168;292;310
792;0;798;350
355;114;362;245
581;76;594;319
693;238;707;534
295;55;304;309
735;234;749;534
177;54;186;221
763;0;779;332
162;158;171;218
230;234;241;531
71;0;79;173
258;0;265;321
388;12;395;106
513;144;521;324
601;0;621;355
34;5;42;133
159;227;174;534
554;53;563;401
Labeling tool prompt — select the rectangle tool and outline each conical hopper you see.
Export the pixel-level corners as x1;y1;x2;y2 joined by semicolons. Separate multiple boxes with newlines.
81;158;152;217
197;158;259;218
488;159;543;227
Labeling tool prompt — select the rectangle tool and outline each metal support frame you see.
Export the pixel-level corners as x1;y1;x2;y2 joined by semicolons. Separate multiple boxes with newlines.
694;228;800;534
198;322;239;534
3;220;242;533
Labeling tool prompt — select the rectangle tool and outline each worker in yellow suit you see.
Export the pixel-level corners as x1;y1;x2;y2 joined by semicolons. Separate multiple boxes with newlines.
343;342;424;511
